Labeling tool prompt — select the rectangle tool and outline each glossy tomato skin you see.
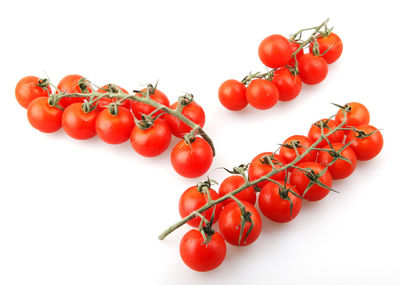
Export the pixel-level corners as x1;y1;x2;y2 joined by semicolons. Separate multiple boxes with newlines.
180;229;226;272
258;34;292;68
165;101;205;138
272;68;302;101
290;162;332;201
218;175;256;206
15;76;52;108
279;135;317;166
130;118;171;157
246;79;279;110
317;143;357;179
219;201;262;246
131;88;170;119
335;102;370;128
96;85;130;111
95;107;134;144
62;103;99;140
345;124;383;161
248;152;286;189
308;118;345;147
218;79;248;111
258;181;302;223
310;33;343;64
288;41;304;66
57;74;92;107
27;97;63;133
297;54;328;85
179;186;222;227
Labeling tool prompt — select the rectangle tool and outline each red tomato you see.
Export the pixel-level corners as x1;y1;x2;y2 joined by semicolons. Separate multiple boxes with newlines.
272;68;302;101
171;137;213;178
248;152;286;189
279;135;317;165
57;74;92;107
335;102;370;128
258;34;292;68
345;125;383;161
165;101;205;138
27;97;63;133
218;79;248;111
130;118;171;157
308;118;345;147
297;54;328;85
246;79;279;110
258;181;302;223
310;33;343;64
62;103;99;140
179;185;221;227
131;87;169;119
218;201;262;246
317;143;357;179
95;107;134;144
218;175;256;206
180;229;226;272
96;84;130;111
15;76;52;108
288;41;304;66
290;162;332;201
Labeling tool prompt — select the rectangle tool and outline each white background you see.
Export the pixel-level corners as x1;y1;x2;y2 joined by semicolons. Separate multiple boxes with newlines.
1;1;399;284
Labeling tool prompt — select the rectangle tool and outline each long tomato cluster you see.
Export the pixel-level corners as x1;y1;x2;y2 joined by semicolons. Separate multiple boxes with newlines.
218;19;343;111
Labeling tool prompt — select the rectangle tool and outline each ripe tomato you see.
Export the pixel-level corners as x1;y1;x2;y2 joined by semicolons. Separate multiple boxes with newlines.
131;87;169;119
171;137;213;178
288;41;304;66
218;201;262;246
248;152;286;189
179;185;222;227
271;68;302;101
180;229;226;272
130;118;172;157
218;79;248;111
165;101;205;138
57;74;92;107
96;84;130;111
258;181;302;223
246;79;279;110
62;103;99;140
310;33;343;64
218;175;256;206
95;107;134;144
297;54;328;85
335;102;370;128
15;76;52;109
258;34;292;68
307;118;345;147
345;124;383;161
279;135;317;165
290;162;332;201
317;143;357;179
27;97;63;133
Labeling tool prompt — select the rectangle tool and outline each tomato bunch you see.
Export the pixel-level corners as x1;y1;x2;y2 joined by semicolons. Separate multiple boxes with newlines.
219;19;343;111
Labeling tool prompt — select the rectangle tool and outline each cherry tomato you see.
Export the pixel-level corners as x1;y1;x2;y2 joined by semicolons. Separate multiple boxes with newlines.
258;34;292;68
27;97;63;133
96;84;130;111
248;152;286;189
62;103;99;140
218;79;248;111
335;102;370;128
297;54;328;85
130;118;171;157
310;33;343;64
272;68;302;101
171;137;213;178
279;135;317;166
345;125;383;161
165;101;205;138
218;201;262;246
180;229;226;272
57;74;92;107
15;76;52;108
288;41;304;66
317;143;357;179
246;79;279;110
95;107;134;144
131;87;169;119
179;185;222;227
290;162;332;201
218;175;256;206
307;118;345;147
258;181;302;223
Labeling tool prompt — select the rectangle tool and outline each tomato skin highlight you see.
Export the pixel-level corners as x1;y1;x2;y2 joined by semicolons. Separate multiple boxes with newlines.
96;85;130;111
218;175;256;206
246;79;279;110
15;76;51;109
279;135;317;166
272;68;302;101
310;33;343;64
258;34;292;68
95;107;134;144
308;118;345;147
335;102;370;128
345;124;383;161
317;143;357;179
27;97;63;133
131;88;170;119
248;152;286;189
57;74;92;107
218;79;248;111
62;103;99;140
297;54;328;85
180;229;226;272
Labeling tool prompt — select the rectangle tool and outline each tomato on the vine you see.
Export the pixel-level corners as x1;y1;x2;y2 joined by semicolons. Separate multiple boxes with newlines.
62;103;99;140
317;143;357;179
271;67;302;101
218;79;248;111
248;152;286;189
345;124;383;161
15;76;51;109
27;97;63;133
218;175;256;206
335;102;370;128
246;79;279;110
288;41;304;66
258;34;292;68
131;87;170;119
96;84;130;111
279;135;317;165
310;33;343;64
297;53;328;85
57;74;92;107
307;118;345;147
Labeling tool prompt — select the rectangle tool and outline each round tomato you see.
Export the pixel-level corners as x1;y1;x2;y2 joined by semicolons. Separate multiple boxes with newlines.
171;137;213;178
62;103;99;140
308;118;345;147
96;84;130;111
218;175;256;206
27;97;63;133
57;74;92;107
345;124;383;161
246;79;279;110
248;152;286;189
15;76;51;108
258;34;292;68
297;54;328;85
180;229;226;272
218;79;248;111
335;102;370;128
279;135;317;165
288;41;304;66
131;87;169;119
272;68;302;101
317;143;357;179
310;33;343;64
